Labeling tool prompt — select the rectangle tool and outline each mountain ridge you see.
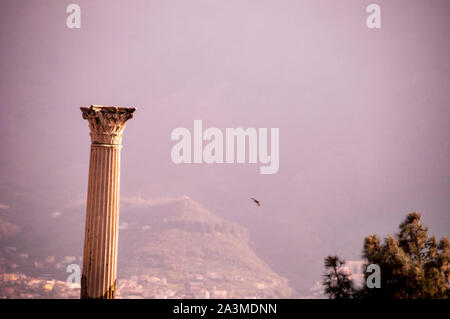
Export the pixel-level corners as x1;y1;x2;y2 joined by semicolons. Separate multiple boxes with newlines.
0;195;295;298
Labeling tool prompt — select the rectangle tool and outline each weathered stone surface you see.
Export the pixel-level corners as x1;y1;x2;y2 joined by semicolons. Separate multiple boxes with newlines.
80;105;136;145
80;105;135;299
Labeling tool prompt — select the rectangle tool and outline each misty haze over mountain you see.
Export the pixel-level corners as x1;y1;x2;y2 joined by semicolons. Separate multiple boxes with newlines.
0;193;295;298
0;0;449;298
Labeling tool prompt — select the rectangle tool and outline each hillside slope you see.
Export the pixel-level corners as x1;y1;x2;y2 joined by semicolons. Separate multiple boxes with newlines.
117;196;293;298
0;195;294;298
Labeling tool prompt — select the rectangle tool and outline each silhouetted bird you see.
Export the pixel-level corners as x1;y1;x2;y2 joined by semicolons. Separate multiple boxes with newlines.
251;198;261;207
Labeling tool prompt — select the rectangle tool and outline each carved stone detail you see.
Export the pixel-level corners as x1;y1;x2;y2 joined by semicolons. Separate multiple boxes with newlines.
80;105;135;299
81;105;136;145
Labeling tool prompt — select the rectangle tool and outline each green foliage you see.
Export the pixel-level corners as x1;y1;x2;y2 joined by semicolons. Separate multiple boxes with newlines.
323;212;449;299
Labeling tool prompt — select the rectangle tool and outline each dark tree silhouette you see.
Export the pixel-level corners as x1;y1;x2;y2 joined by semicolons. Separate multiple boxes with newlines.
323;212;449;299
322;256;354;299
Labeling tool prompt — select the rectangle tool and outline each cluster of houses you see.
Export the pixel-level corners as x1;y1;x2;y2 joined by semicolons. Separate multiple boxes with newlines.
115;272;271;299
0;270;280;299
0;273;79;299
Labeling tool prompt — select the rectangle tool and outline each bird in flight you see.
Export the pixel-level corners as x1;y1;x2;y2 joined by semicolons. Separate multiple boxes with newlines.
250;198;261;207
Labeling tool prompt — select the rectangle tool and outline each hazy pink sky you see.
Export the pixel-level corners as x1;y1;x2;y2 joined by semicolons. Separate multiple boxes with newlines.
0;0;449;293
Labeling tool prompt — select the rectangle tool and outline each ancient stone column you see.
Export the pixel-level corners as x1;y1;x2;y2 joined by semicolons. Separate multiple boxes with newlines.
80;105;136;299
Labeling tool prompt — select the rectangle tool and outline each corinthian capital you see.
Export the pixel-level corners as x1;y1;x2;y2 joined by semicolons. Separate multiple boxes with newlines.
81;105;136;145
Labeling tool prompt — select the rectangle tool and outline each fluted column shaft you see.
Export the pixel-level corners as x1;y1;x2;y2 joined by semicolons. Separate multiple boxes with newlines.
81;144;121;298
80;105;135;299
